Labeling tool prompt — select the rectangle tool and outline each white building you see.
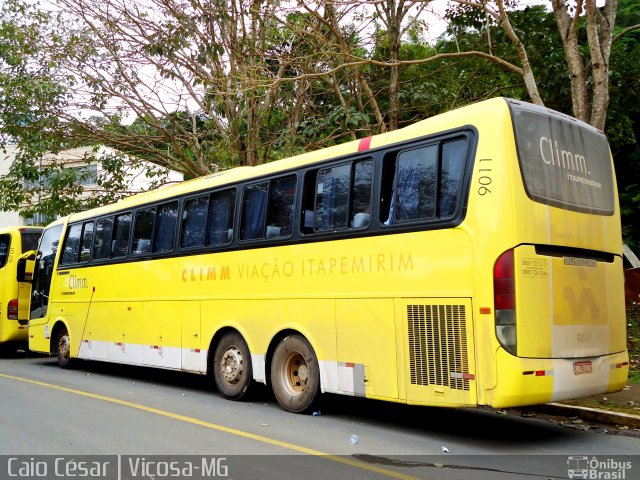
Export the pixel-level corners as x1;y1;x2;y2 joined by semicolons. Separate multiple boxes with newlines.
0;144;24;227
0;145;183;227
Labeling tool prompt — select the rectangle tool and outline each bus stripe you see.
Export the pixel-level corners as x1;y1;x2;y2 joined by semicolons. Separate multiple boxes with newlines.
358;136;372;151
0;372;420;480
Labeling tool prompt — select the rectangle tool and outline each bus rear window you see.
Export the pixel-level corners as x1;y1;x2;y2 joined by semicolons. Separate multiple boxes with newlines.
21;232;41;252
0;234;9;269
512;106;614;215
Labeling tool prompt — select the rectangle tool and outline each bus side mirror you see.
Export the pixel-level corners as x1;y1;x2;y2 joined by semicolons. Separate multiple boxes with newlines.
17;250;37;283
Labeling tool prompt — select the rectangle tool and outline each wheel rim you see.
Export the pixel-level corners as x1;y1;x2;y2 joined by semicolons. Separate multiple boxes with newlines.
280;352;308;396
58;333;70;360
220;346;243;384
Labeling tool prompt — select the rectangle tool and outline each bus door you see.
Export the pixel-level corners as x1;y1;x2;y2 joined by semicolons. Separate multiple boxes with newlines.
29;225;64;337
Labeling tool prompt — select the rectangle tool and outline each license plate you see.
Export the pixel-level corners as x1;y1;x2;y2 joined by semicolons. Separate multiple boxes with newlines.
573;360;592;375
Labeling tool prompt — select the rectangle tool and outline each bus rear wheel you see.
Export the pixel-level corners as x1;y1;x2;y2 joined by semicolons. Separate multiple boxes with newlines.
55;326;74;369
212;332;253;400
270;335;319;413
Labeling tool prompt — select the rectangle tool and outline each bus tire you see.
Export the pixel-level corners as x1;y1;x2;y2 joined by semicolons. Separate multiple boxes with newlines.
212;332;253;400
55;326;74;369
270;334;319;413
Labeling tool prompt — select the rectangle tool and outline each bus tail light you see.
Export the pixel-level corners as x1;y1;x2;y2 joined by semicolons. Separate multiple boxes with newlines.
7;299;18;320
494;250;517;355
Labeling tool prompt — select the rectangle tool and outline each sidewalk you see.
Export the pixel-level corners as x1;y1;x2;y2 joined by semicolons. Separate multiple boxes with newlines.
532;383;640;429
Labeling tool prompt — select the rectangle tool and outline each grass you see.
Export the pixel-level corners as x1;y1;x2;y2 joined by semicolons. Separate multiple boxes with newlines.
626;302;640;384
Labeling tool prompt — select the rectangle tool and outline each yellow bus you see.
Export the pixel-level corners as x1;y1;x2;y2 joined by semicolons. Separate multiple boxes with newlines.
0;226;42;354
21;98;628;412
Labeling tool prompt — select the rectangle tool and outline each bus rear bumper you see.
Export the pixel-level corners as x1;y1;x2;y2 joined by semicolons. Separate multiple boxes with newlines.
486;348;629;408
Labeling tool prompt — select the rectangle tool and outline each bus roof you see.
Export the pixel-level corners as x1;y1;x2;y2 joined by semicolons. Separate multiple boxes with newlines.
56;97;541;224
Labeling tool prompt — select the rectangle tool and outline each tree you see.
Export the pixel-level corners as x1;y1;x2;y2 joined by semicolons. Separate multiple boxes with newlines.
448;0;639;130
1;0;639;229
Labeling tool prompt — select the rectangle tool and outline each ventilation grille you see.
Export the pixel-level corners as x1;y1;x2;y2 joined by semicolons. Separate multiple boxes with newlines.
407;304;470;390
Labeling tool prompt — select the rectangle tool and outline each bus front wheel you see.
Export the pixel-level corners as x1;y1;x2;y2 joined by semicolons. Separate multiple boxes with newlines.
55;326;74;369
212;332;253;400
270;335;319;413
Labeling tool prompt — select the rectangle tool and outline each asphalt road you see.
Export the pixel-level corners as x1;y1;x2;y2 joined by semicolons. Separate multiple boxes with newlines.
0;354;638;480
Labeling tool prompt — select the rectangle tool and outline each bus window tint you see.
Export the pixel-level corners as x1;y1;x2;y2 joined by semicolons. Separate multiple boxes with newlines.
94;217;114;260
512;107;614;214
132;208;155;255
61;224;82;264
241;182;268;240
21;232;41;252
181;196;208;248
440;140;468;217
266;176;296;238
315;164;350;231
208;190;236;245
80;222;94;262
153;202;178;253
351;160;373;228
0;235;9;268
394;145;438;222
111;213;132;258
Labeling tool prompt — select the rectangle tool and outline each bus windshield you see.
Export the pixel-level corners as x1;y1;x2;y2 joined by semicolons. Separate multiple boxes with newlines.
511;104;614;215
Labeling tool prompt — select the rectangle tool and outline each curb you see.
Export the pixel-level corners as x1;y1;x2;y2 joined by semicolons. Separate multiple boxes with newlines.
532;403;640;429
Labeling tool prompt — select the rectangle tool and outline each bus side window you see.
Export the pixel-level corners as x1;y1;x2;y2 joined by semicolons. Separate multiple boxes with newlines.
314;164;350;232
241;182;268;240
181;196;208;249
80;221;94;262
132;208;155;256
300;171;317;235
439;139;468;217
266;175;296;238
153;202;178;253
302;159;372;234
382;145;438;224
208;189;236;246
351;160;373;228
61;224;82;265
93;217;114;260
111;213;132;258
0;234;10;269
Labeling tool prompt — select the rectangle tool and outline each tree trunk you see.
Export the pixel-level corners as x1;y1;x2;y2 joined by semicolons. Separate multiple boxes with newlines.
586;0;617;130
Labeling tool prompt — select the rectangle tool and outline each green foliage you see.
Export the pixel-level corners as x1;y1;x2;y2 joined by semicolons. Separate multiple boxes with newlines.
607;21;640;249
0;0;70;152
625;301;640;384
0;0;637;243
617;0;640;28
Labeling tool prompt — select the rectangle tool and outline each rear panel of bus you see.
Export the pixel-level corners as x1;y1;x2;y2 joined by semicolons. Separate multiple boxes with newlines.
479;100;628;407
0;227;42;345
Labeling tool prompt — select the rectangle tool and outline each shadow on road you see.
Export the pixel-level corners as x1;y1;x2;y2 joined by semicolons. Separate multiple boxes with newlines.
21;353;598;449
